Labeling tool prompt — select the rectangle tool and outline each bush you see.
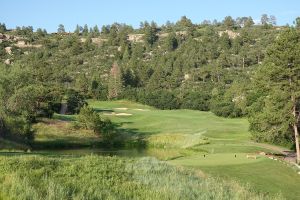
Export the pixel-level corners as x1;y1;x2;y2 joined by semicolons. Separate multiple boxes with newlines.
144;89;180;110
66;89;86;114
1;115;34;143
181;91;211;111
210;97;242;118
77;106;118;145
77;106;101;131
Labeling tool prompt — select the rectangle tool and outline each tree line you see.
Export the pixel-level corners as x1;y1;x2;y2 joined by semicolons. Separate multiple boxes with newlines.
0;15;299;162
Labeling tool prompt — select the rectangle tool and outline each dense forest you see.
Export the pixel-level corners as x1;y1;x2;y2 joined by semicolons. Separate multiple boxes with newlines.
0;15;300;162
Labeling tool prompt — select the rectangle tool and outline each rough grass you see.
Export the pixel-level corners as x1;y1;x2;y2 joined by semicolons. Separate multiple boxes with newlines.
0;155;282;200
32;118;101;149
147;133;209;149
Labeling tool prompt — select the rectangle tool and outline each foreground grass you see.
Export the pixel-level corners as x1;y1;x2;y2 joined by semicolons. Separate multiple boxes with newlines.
171;155;300;200
4;100;297;199
0;155;281;200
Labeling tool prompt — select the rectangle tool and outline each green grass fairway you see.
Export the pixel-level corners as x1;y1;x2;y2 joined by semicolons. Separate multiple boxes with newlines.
87;100;300;200
89;100;251;140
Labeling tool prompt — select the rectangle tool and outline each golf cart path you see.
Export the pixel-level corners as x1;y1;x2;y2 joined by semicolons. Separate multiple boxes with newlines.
250;142;296;163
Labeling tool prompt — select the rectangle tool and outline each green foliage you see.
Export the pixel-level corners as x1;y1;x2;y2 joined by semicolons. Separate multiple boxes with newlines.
0;22;6;33
181;90;211;111
57;24;65;33
142;89;180;110
77;105;101;130
295;17;300;29
165;32;178;51
210;87;243;118
143;21;158;46
77;106;117;145
66;89;86;114
223;16;235;29
248;28;300;145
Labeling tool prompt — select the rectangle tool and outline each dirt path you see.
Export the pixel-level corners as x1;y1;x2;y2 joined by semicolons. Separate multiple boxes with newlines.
250;142;297;163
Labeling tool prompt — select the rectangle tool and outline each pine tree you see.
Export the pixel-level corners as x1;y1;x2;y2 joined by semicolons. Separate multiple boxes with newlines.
249;28;300;163
108;62;122;99
57;24;65;33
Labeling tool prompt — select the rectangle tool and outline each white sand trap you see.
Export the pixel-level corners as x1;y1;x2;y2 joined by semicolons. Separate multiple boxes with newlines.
115;107;128;110
115;113;132;116
133;108;149;111
103;112;116;116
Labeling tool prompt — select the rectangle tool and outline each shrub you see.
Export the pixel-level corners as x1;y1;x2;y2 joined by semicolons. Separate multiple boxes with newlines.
144;89;180;110
66;89;86;114
181;91;211;111
77;106;118;145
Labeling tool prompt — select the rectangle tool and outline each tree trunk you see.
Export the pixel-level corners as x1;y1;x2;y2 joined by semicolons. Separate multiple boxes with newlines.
292;103;300;164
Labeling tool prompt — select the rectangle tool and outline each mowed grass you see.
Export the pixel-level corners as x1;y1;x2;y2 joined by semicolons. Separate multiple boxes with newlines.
88;100;300;199
89;100;250;140
89;100;272;153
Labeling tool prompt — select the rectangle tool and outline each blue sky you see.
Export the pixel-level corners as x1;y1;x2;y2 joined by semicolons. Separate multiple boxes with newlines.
1;0;300;32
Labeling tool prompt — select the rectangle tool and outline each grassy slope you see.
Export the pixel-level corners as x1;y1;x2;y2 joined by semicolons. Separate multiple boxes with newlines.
89;100;300;200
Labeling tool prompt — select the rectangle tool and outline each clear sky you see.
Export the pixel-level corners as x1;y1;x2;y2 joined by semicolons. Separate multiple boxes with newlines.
1;0;300;32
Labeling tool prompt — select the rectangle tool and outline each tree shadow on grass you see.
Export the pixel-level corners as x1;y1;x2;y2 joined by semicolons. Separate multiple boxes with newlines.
93;108;114;113
105;122;158;149
52;114;76;121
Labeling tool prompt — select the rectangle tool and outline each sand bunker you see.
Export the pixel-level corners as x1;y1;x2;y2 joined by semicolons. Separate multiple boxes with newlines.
103;112;115;116
103;112;132;116
133;108;149;111
115;113;132;116
115;107;128;110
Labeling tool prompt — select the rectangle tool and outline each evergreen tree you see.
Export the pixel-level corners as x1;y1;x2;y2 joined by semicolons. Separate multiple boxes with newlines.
223;16;235;29
244;17;254;27
165;32;178;51
101;25;110;35
93;25;100;36
294;17;300;29
74;24;82;35
108;62;122;99
82;24;89;36
0;23;6;33
57;24;65;33
143;21;158;47
249;28;300;163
